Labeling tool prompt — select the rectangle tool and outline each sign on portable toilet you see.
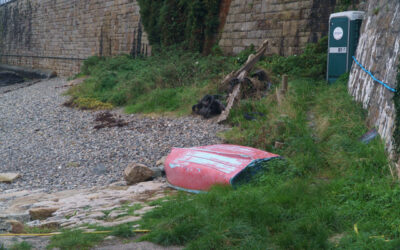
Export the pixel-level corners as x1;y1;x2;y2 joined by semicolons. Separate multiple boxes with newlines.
327;11;364;83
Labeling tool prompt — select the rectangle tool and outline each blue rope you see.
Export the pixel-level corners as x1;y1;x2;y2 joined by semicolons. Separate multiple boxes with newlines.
352;56;396;93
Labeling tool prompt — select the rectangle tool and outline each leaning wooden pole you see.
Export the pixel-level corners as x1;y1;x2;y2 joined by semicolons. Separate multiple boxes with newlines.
217;40;269;124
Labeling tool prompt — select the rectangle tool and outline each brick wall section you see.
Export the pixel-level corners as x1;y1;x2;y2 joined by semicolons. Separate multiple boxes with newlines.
0;0;149;76
219;0;336;56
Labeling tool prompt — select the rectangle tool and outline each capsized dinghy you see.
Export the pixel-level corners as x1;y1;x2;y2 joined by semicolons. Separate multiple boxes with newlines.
165;144;280;193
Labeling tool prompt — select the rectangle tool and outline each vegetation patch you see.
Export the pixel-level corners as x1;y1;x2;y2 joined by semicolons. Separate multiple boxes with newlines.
44;223;139;249
68;49;237;115
137;0;221;52
46;229;106;250
65;37;400;248
259;36;328;79
5;242;32;250
139;75;400;249
63;97;113;110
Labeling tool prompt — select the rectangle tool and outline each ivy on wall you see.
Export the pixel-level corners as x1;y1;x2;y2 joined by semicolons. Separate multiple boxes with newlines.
137;0;221;52
335;0;359;12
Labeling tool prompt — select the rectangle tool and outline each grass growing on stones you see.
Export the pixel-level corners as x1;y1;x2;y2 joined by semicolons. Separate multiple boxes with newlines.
64;97;113;110
46;229;105;250
8;242;32;250
139;75;400;249
44;223;139;249
110;224;136;238
24;225;57;234
100;203;143;221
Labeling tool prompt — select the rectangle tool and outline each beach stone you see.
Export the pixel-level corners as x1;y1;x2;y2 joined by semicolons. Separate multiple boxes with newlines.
0;71;24;86
156;156;167;166
109;210;125;219
29;207;59;220
0;173;21;183
0;220;12;232
124;163;154;185
87;212;105;219
7;220;25;233
93;164;108;175
38;221;60;229
0;213;30;223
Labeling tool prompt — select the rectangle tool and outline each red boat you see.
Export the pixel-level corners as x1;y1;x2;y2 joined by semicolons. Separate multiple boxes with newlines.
165;144;280;193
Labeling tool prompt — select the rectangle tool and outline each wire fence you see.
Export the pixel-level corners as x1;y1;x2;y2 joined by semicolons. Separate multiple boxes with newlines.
0;0;12;5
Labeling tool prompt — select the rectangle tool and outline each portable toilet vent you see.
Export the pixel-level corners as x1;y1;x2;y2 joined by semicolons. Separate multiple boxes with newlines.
327;11;364;83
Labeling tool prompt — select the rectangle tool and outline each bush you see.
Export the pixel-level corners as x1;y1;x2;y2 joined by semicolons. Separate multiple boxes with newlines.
81;56;103;75
260;36;328;79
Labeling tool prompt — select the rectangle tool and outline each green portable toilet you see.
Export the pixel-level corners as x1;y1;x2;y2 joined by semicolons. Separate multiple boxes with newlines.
327;11;364;83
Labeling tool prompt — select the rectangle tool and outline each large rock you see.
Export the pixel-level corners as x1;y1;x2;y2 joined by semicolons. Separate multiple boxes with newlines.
0;173;21;183
124;163;154;185
7;220;25;233
0;219;12;232
29;207;59;220
0;71;24;86
0;213;29;232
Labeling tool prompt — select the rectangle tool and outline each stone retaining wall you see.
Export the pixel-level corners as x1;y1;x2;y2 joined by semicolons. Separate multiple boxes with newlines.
349;0;400;167
0;0;149;76
218;0;337;56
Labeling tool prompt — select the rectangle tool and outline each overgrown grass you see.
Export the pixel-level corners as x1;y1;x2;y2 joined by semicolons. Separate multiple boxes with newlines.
45;223;140;249
46;230;106;250
140;75;400;249
64;38;400;249
7;242;32;250
68;48;236;115
259;36;328;79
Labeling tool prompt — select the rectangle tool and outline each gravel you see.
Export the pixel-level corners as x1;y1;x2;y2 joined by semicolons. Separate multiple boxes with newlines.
0;78;227;192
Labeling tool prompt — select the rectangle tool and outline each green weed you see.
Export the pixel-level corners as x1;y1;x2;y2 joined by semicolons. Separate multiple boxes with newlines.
9;242;32;250
69;49;235;115
46;230;105;250
259;36;328;79
64;97;113;110
110;224;136;238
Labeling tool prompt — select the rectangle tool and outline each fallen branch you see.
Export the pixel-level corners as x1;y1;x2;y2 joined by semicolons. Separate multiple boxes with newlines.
55;76;88;89
217;40;269;124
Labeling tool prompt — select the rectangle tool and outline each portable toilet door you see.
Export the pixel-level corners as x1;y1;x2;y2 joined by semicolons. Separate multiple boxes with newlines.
327;11;364;83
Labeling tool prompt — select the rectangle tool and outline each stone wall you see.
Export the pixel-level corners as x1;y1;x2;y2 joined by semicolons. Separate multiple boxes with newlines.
349;0;400;166
219;0;337;56
0;0;149;76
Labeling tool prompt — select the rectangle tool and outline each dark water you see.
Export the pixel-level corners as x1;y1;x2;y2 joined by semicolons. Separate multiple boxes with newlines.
0;71;25;87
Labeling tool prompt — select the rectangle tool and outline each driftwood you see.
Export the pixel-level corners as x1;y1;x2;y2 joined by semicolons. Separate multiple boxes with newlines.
56;76;88;89
276;74;288;105
217;40;269;123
